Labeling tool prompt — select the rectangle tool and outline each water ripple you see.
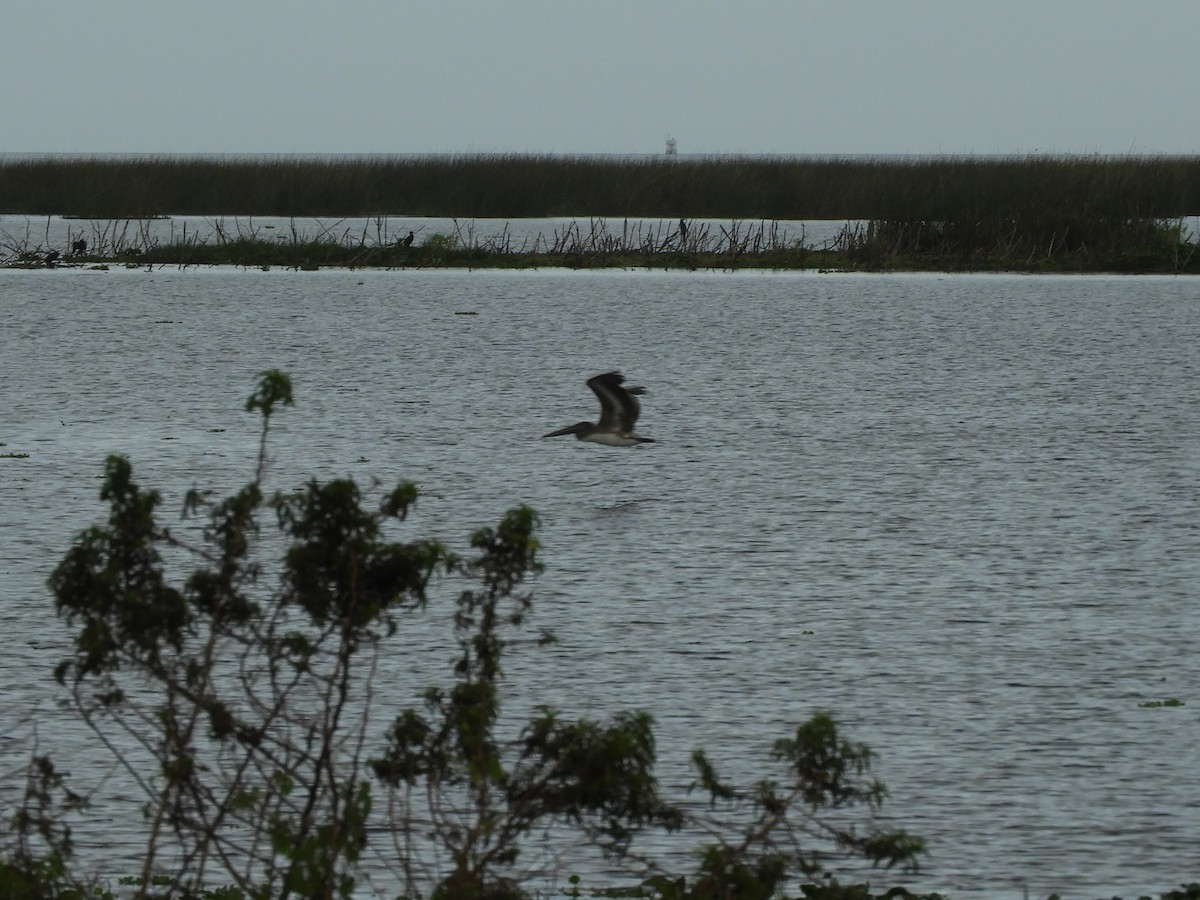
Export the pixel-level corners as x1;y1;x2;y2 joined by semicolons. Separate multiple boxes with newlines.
1;268;1197;897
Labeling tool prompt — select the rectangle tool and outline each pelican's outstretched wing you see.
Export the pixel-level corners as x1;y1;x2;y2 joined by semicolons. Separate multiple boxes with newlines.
620;385;645;432
587;371;643;432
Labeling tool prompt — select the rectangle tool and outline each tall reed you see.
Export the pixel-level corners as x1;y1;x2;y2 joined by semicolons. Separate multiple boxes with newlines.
4;155;1200;220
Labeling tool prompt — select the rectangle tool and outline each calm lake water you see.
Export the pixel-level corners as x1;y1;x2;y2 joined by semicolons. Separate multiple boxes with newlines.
2;265;1198;898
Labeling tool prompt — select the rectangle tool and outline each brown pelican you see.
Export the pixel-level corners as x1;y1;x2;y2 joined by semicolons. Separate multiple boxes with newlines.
544;371;655;446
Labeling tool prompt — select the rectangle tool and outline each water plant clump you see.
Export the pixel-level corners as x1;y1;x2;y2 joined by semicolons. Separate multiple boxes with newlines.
4;211;1196;273
0;215;840;272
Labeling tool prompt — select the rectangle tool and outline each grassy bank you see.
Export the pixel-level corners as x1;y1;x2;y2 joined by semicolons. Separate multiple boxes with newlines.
3;155;1200;271
5;214;1197;273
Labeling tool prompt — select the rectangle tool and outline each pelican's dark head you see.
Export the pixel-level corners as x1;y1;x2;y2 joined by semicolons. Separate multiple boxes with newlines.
543;422;593;439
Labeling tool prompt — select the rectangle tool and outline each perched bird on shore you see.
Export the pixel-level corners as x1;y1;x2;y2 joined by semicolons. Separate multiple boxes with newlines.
401;231;415;247
543;371;655;446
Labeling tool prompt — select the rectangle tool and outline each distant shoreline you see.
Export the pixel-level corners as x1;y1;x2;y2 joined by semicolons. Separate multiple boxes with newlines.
4;154;1199;218
7;150;1195;162
3;156;1199;272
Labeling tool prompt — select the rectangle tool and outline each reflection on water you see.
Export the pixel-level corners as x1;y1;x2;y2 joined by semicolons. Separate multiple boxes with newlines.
1;266;1198;897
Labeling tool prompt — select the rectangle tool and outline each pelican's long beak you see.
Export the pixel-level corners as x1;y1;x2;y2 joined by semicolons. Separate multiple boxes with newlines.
543;423;585;438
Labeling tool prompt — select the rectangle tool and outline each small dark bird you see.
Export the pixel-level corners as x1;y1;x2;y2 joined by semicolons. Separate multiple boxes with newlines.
44;250;60;267
544;371;655;446
71;238;88;255
401;230;415;247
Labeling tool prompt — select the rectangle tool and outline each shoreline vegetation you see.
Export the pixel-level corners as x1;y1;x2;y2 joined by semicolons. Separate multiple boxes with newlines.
3;154;1200;273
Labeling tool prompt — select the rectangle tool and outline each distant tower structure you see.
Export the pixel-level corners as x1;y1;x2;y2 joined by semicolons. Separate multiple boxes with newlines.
665;135;677;157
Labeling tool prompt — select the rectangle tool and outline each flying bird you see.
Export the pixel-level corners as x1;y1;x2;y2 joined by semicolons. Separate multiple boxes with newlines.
543;371;655;446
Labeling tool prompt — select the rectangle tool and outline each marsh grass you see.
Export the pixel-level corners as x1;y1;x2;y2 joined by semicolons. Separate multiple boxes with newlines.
123;216;833;271
5;154;1200;219
3;212;1195;273
3;155;1200;271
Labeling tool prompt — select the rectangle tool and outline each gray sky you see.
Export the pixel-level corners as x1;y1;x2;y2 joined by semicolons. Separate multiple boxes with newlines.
4;1;1197;156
